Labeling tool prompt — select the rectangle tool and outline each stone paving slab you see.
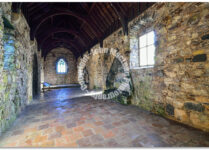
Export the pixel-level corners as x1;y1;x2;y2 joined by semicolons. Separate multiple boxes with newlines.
0;88;209;147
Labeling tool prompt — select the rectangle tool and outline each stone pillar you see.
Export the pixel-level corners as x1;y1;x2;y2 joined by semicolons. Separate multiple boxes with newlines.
0;4;4;75
40;57;45;92
123;35;130;65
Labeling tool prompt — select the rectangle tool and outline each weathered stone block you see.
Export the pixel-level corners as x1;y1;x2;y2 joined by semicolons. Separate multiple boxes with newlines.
187;14;200;25
153;103;165;116
166;104;174;116
190;112;209;130
192;50;205;56
192;69;204;77
201;34;209;40
173;101;184;109
155;70;164;77
173;58;184;63
203;103;209;110
174;109;189;122
181;82;195;92
185;58;192;62
168;22;181;30
192;54;207;62
195;96;209;103
184;102;205;112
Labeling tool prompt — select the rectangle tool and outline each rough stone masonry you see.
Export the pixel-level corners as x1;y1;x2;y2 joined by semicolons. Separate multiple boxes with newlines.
84;2;209;131
0;2;208;135
0;3;41;134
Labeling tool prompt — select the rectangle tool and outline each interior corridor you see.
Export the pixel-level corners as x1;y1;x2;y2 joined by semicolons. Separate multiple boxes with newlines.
0;88;208;147
0;2;209;148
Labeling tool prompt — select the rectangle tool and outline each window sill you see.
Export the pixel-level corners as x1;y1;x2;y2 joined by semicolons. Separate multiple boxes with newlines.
130;65;154;70
56;73;68;74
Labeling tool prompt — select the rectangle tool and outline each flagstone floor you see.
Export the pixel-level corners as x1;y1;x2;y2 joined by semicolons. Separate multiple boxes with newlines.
0;88;209;147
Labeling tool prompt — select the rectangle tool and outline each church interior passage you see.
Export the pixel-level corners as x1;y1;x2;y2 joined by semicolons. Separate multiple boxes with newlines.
0;2;209;148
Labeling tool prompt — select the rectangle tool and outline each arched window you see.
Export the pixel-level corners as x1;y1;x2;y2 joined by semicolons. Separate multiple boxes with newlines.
56;58;67;74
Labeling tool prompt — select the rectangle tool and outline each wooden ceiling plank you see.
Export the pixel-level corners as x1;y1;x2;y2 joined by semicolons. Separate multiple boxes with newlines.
96;4;111;26
106;3;118;19
110;3;128;35
38;28;87;49
31;8;102;40
117;3;127;16
43;43;79;58
103;3;114;23
91;11;106;33
22;2;155;57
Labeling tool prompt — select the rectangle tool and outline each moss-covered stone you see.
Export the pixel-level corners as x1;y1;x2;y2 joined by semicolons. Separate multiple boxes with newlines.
184;102;205;112
132;75;154;111
201;34;209;40
166;104;174;116
192;54;207;62
153;103;166;116
0;4;41;136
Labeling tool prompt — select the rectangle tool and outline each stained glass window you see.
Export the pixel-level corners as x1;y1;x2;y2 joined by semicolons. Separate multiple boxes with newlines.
56;58;67;74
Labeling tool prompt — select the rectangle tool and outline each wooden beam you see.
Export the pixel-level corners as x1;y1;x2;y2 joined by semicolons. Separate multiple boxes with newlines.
38;27;87;49
110;3;128;35
89;3;96;13
52;38;82;53
117;3;126;16
43;43;79;58
88;13;104;34
102;3;114;23
79;3;96;30
96;4;111;26
31;8;102;40
100;40;103;48
91;10;106;33
107;3;117;19
43;38;81;55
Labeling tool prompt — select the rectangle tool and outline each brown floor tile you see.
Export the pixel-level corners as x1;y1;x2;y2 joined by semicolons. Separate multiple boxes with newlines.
38;124;49;130
82;129;94;137
103;130;115;139
0;88;208;147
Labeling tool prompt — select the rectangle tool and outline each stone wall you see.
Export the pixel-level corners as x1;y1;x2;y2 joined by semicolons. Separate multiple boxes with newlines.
81;2;209;131
44;47;78;85
79;28;130;91
129;2;209;131
0;3;40;134
80;44;115;90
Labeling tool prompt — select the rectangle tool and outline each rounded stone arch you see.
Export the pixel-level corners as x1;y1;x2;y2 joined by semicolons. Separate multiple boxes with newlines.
55;57;69;74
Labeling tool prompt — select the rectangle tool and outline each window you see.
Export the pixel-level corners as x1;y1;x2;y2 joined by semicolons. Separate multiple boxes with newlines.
56;58;67;74
130;31;156;69
139;31;155;66
3;33;15;70
2;17;15;71
130;38;139;68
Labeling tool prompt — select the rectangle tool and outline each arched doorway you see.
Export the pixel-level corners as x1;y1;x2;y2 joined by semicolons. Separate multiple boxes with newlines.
33;53;39;98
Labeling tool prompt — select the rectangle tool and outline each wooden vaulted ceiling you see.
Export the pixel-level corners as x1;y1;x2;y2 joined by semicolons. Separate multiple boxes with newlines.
12;2;154;58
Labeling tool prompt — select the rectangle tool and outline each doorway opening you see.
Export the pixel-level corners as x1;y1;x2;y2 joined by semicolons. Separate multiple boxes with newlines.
33;53;39;98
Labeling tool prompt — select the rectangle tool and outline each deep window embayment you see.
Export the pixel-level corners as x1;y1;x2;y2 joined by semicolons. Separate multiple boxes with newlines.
56;58;67;74
3;33;15;70
130;31;156;69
